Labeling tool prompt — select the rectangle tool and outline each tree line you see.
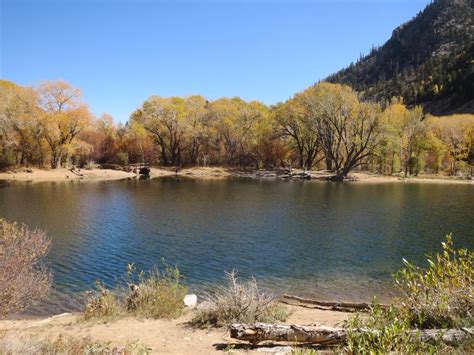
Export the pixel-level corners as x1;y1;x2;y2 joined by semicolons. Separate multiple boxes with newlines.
1;79;473;180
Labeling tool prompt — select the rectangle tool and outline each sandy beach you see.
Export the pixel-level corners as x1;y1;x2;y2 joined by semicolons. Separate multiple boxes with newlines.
0;167;472;185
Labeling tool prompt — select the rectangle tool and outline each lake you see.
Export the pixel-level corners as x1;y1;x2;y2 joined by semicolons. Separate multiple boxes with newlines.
0;177;473;316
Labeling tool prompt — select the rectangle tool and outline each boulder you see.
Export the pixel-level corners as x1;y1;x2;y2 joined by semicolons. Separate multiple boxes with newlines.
183;294;198;308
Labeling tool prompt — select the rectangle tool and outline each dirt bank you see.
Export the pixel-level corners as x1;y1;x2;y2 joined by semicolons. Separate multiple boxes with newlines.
0;306;353;354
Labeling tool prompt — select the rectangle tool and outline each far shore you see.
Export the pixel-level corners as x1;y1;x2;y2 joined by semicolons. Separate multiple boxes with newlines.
0;166;472;185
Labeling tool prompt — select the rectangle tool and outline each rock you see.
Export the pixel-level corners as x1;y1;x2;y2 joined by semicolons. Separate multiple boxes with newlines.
183;294;198;308
256;346;292;354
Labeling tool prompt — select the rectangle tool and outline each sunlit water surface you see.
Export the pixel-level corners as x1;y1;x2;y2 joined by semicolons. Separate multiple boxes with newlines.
0;177;473;316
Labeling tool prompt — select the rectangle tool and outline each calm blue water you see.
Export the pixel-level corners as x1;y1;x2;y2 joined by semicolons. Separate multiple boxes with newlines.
0;178;473;315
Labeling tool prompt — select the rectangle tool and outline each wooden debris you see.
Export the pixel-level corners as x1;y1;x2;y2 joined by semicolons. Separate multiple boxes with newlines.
230;322;474;347
415;327;474;346
281;294;388;312
230;323;346;345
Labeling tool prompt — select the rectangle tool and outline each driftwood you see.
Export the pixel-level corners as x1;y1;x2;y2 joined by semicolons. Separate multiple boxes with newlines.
230;323;474;346
281;294;388;312
69;168;84;177
415;327;473;345
230;323;346;345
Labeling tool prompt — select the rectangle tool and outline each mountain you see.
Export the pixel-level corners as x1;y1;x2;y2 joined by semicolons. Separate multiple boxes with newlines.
326;0;474;115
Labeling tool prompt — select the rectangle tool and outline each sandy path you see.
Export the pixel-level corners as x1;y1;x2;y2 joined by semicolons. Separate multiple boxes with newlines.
0;167;229;183
0;167;178;183
0;306;353;354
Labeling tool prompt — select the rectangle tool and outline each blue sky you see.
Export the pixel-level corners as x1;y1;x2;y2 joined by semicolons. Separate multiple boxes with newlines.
1;0;431;123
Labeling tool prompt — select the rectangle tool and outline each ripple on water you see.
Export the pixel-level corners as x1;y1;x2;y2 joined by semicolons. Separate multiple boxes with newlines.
0;178;472;316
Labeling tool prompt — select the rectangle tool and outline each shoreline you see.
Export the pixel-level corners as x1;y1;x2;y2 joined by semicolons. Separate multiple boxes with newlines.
0;167;473;185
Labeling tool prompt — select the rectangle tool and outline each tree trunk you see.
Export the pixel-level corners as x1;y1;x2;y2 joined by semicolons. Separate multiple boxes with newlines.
51;150;61;169
390;151;395;175
298;146;304;169
325;157;332;171
230;323;473;346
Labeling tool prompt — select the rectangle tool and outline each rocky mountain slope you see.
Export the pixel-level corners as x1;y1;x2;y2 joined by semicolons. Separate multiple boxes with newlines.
327;0;474;114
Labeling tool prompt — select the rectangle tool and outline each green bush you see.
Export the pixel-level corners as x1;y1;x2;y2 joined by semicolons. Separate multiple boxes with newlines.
344;235;473;353
192;271;288;328
345;305;435;354
395;234;473;329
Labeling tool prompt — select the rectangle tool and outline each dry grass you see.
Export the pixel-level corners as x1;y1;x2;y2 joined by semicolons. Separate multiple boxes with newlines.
0;219;52;319
0;331;151;354
192;271;289;328
83;264;188;321
125;265;188;319
84;282;124;321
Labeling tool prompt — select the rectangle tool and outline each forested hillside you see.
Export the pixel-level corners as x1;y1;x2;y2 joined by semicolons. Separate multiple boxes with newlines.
327;0;474;115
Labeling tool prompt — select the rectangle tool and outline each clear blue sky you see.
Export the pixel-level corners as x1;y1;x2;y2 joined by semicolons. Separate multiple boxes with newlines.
1;0;431;123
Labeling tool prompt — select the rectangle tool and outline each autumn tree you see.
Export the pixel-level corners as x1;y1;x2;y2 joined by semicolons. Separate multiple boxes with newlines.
38;81;92;168
119;121;158;165
377;99;410;174
274;98;321;170
131;96;208;166
184;96;209;165
426;114;474;175
0;80;45;168
302;83;382;181
207;98;268;166
400;106;425;176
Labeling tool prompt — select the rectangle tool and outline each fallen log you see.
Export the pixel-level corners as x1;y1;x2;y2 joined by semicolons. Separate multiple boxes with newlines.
230;323;346;345
414;327;473;346
282;294;388;312
230;323;474;346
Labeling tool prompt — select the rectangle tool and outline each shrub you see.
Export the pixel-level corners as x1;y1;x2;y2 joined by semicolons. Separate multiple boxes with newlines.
344;235;473;353
84;281;123;320
0;219;52;318
345;305;434;354
84;263;187;321
395;234;473;329
192;271;288;328
125;264;188;319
